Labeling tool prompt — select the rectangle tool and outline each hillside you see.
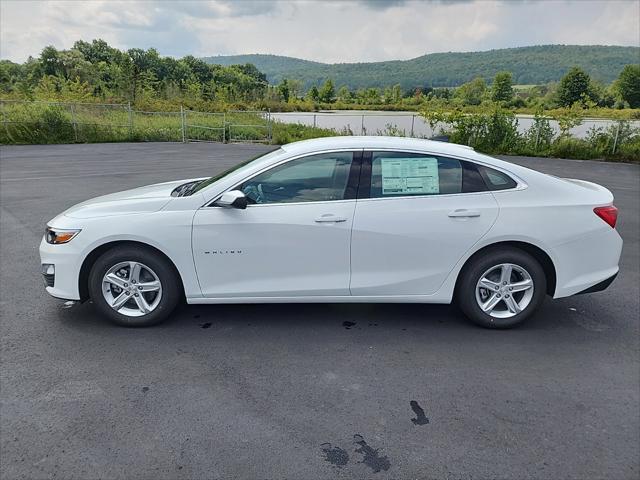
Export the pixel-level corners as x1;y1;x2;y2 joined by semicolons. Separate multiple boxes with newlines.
203;45;640;89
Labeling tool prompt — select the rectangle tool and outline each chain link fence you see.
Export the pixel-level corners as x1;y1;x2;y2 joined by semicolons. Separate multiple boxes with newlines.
0;100;272;144
270;111;640;156
1;100;638;160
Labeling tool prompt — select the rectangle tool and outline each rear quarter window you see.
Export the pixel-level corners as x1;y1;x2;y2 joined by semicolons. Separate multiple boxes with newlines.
477;165;518;191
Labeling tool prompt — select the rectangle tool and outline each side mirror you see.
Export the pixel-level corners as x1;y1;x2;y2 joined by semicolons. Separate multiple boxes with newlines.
216;190;248;209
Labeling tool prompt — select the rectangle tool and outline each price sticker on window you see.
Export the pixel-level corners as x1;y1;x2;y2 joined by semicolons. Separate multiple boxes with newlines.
380;157;439;195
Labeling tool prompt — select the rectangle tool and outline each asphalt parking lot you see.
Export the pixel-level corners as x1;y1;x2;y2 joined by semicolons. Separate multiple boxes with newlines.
1;142;639;479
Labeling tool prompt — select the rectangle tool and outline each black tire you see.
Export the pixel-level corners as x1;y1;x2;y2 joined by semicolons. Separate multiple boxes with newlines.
456;247;547;329
88;246;180;327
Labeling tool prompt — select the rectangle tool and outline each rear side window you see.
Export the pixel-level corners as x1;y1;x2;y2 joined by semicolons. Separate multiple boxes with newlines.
476;165;518;191
370;153;460;197
368;152;486;198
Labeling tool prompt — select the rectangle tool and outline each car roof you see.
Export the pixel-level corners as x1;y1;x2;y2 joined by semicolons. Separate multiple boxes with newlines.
281;136;475;156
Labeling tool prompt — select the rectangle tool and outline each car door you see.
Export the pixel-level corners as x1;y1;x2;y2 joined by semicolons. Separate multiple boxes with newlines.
192;150;361;298
350;151;499;296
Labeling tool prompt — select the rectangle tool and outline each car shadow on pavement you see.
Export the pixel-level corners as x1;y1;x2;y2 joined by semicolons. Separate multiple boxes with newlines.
49;295;605;337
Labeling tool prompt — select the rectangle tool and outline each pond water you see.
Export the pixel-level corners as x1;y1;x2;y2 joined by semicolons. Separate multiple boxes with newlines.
271;110;638;140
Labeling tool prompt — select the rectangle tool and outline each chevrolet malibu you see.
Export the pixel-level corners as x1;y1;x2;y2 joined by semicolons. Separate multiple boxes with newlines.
40;136;622;328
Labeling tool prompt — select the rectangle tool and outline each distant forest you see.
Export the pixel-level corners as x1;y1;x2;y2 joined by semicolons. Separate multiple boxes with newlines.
204;45;640;89
1;41;638;115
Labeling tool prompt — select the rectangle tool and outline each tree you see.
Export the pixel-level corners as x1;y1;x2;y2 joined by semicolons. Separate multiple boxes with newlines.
336;85;351;102
557;67;591;107
615;64;640;108
383;86;394;104
277;79;290;102
383;84;402;103
237;63;267;84
0;60;22;93
306;85;319;101
491;71;513;103
182;55;213;84
391;84;403;103
454;77;486;105
318;79;335;103
430;87;451;100
364;87;381;104
73;39;122;64
287;79;303;99
39;46;62;77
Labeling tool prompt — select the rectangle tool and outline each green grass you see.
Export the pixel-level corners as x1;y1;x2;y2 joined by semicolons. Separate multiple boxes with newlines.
0;103;276;144
0;101;345;146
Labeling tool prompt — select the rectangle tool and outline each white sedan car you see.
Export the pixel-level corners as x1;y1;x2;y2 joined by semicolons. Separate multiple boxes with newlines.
40;136;622;328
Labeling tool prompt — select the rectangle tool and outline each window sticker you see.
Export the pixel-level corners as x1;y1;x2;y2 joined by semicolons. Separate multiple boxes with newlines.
380;157;439;195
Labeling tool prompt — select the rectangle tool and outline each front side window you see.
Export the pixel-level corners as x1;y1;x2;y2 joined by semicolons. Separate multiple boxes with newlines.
239;152;355;204
370;152;465;198
192;148;282;195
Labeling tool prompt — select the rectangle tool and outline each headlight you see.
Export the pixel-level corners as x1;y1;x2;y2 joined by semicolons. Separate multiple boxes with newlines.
45;227;81;244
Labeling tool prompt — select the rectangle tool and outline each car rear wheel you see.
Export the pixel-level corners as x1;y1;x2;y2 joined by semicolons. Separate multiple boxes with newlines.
88;246;180;327
457;248;547;329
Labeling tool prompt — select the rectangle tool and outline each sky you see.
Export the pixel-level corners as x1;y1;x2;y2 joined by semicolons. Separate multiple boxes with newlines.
1;0;639;64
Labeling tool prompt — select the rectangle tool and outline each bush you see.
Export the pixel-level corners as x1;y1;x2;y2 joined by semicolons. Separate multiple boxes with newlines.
270;121;337;144
0;104;75;144
419;105;640;162
523;113;555;153
549;138;600;160
609;138;640;162
446;108;521;153
375;123;406;137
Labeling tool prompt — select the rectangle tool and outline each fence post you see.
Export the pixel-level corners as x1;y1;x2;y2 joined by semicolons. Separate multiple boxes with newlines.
180;106;186;143
223;112;227;143
127;102;133;139
534;122;541;152
361;114;365;135
410;114;415;137
611;121;621;155
313;114;316;129
70;103;78;142
267;109;272;144
1;100;7;136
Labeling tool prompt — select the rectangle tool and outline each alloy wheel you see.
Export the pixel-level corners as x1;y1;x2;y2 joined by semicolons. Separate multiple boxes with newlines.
475;263;534;318
101;261;163;317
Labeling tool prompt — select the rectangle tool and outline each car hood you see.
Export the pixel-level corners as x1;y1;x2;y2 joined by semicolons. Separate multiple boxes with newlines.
63;178;205;219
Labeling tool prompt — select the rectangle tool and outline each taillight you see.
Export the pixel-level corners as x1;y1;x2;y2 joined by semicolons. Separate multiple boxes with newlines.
594;205;618;228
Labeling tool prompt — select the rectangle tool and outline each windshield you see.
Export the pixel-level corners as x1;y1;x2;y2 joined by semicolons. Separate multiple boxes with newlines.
191;148;282;194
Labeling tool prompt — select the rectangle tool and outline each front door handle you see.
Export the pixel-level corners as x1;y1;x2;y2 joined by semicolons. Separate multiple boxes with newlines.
448;209;481;218
315;214;348;223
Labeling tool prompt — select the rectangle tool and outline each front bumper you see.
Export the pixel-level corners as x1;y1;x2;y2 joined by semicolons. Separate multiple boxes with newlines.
39;236;82;300
41;263;55;288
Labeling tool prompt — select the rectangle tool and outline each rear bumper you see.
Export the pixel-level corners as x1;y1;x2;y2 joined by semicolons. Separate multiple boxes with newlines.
552;227;623;298
575;272;618;295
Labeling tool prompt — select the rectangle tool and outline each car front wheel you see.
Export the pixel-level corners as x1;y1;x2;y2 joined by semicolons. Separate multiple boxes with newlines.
88;246;180;327
457;248;547;329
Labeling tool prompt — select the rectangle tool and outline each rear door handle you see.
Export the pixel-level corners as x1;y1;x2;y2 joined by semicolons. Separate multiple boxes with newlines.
448;209;481;218
315;214;348;223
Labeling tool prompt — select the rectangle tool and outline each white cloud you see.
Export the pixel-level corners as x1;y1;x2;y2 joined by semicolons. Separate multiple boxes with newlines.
1;0;638;63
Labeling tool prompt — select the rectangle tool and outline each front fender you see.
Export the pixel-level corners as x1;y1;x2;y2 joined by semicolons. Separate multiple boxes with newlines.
42;210;202;301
